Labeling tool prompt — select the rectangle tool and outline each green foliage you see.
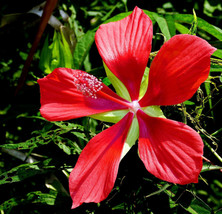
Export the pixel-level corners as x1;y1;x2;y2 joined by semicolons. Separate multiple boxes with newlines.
0;191;57;211
73;30;95;70
39;29;74;74
0;0;222;213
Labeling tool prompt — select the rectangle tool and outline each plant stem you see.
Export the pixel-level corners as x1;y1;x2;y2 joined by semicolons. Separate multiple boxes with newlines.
205;141;222;163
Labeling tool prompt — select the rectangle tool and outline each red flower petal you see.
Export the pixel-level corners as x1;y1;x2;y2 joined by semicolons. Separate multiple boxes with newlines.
137;110;203;184
38;68;129;121
139;34;216;107
95;7;153;101
69;112;134;208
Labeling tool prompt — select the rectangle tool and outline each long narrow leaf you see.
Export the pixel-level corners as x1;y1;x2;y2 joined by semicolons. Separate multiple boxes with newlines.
153;13;171;40
173;13;222;40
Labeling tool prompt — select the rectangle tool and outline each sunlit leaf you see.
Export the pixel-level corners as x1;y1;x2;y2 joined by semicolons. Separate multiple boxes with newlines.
0;191;57;210
73;31;95;70
173;13;222;40
0;161;52;185
153;13;171;40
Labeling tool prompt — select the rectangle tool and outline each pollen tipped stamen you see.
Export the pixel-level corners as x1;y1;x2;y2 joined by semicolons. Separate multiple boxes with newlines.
74;71;103;99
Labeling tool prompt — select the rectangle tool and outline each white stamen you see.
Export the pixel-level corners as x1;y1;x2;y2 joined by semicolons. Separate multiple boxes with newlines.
73;71;103;99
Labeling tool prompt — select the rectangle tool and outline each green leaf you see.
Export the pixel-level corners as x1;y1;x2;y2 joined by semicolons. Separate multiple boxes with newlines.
102;77;112;86
90;109;128;123
121;118;139;159
73;31;95;70
103;62;131;101
0;191;57;210
56;139;72;155
213;49;222;59
39;30;75;74
53;121;84;131
175;23;190;34
173;13;222;41
153;13;171;40
165;14;176;37
71;131;88;142
60;27;74;69
201;163;222;172
190;198;211;214
0;136;49;150
210;63;222;72
39;35;52;74
50;31;61;71
139;67;149;99
184;100;195;105
0;161;53;185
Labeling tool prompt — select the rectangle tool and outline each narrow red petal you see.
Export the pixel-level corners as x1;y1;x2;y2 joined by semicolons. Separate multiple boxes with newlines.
69;112;134;208
38;68;129;121
95;7;153;101
137;110;203;185
139;34;216;107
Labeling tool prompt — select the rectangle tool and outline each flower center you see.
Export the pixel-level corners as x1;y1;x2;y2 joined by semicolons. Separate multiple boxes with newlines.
73;71;103;99
129;100;141;114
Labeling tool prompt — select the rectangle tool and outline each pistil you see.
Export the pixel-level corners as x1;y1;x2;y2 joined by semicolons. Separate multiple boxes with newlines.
129;100;141;114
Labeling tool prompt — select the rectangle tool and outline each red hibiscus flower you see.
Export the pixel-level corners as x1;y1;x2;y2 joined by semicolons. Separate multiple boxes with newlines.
38;7;216;209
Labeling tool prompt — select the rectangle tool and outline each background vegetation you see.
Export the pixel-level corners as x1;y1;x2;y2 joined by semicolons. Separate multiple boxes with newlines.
0;0;222;213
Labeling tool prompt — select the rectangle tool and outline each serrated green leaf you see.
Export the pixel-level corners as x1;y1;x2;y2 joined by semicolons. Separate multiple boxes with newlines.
56;141;72;155
0;159;58;185
71;132;88;142
53;121;84;131
0;163;42;185
0;136;49;150
0;191;57;210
